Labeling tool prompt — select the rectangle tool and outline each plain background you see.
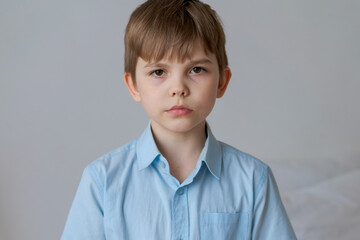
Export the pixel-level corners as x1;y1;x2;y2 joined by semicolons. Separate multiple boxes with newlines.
1;0;359;239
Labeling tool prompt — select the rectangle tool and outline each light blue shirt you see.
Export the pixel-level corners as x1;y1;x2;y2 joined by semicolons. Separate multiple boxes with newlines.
62;123;296;240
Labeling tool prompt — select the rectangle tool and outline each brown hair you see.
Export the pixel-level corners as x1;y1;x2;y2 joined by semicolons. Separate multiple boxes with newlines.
124;0;228;80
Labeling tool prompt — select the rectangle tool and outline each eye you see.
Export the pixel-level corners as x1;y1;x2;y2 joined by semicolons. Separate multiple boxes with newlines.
151;69;165;77
191;67;205;74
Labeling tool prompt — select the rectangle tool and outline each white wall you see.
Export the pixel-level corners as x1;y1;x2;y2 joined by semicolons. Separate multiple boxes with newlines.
1;0;359;239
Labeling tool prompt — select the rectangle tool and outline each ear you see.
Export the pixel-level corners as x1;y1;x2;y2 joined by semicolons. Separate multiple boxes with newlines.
124;72;141;102
216;67;231;98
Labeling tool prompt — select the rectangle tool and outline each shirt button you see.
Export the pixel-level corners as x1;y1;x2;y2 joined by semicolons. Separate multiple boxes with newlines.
160;161;166;168
177;188;184;195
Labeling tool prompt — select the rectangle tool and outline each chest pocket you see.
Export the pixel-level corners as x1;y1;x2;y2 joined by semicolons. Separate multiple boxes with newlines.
200;212;249;240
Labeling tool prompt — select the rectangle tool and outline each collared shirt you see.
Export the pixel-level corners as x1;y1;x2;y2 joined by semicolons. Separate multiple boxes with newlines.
61;123;297;240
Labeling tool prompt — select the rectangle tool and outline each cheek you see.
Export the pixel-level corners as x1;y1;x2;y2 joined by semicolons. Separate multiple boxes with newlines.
139;88;163;111
197;90;217;112
202;84;219;109
138;83;157;100
200;82;219;100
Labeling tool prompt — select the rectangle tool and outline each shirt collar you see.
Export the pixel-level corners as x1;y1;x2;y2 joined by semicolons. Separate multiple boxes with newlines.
201;124;222;179
136;122;161;170
136;122;222;179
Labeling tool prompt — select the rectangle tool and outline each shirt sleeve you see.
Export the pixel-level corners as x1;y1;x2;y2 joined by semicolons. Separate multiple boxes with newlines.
251;166;297;240
61;165;105;240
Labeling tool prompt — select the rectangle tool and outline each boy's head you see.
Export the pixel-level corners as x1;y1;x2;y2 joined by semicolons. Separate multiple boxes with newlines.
124;0;228;80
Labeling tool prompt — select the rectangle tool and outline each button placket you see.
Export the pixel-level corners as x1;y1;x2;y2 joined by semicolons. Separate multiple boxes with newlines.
172;187;189;240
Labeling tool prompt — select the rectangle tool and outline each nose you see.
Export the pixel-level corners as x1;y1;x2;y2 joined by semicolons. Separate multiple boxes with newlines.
169;88;189;97
168;76;189;97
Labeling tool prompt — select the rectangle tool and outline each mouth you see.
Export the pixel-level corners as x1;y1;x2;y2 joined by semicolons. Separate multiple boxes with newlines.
166;105;193;116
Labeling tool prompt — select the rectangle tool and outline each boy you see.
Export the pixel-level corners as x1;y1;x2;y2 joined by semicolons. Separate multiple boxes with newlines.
62;0;297;239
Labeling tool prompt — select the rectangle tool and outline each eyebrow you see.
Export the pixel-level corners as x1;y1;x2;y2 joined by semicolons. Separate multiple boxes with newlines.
189;59;213;66
144;58;214;68
144;62;168;68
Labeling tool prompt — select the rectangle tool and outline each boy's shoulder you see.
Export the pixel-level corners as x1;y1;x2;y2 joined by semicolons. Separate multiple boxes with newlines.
219;140;268;170
218;140;270;183
86;139;138;179
217;141;273;196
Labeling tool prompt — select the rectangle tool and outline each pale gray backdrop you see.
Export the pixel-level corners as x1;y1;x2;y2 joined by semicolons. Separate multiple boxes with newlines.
1;0;359;239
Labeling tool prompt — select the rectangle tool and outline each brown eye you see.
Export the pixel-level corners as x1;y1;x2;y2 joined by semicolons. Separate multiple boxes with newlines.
152;69;165;77
191;67;204;74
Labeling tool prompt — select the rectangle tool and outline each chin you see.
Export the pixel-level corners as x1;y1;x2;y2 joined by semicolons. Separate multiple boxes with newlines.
168;120;205;133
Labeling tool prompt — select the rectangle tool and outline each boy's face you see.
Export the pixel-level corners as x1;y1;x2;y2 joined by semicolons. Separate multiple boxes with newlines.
124;40;231;135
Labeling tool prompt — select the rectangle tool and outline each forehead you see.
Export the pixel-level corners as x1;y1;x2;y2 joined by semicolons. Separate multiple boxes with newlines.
137;42;218;69
140;39;216;65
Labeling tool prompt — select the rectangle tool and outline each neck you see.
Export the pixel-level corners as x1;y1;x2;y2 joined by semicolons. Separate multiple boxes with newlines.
150;121;207;183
